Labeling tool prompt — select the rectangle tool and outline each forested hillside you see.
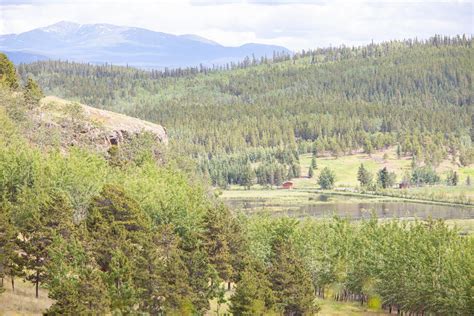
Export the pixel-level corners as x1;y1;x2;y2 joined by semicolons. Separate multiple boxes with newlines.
1;44;473;314
19;36;474;187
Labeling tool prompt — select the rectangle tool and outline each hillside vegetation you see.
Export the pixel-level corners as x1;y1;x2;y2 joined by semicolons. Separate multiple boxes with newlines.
19;36;474;188
0;41;473;314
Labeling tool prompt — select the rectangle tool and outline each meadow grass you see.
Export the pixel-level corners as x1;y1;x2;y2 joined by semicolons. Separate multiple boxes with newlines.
0;277;52;315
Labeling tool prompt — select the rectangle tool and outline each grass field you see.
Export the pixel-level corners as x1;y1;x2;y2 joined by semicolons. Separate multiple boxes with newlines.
222;148;474;205
0;277;52;315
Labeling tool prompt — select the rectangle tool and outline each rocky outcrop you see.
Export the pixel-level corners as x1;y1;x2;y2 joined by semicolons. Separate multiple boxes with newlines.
33;96;168;153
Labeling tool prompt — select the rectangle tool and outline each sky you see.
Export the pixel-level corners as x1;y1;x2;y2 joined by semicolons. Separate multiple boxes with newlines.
0;0;473;50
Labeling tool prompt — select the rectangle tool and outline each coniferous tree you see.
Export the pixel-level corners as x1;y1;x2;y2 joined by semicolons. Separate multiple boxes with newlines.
308;166;314;178
269;237;319;315
0;53;18;89
230;260;275;315
318;167;336;189
16;190;75;298
357;163;372;187
0;203;23;292
311;155;317;169
202;205;233;283
23;77;43;109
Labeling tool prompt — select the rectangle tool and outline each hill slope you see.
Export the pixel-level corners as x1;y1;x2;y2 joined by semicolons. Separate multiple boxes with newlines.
18;36;474;187
0;21;290;68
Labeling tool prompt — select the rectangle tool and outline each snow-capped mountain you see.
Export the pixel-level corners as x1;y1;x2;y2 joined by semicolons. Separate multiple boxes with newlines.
0;21;290;68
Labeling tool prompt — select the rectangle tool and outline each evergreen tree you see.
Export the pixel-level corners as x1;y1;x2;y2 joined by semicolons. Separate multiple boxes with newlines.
106;249;138;313
230;260;275;315
446;170;459;186
269;237;319;315
357;163;372;187
202;204;233;282
311;155;317;169
0;53;18;89
308;166;314;178
23;77;43;109
318;167;336;189
16;190;74;298
396;144;402;159
378;167;389;188
0;203;23;292
240;163;254;189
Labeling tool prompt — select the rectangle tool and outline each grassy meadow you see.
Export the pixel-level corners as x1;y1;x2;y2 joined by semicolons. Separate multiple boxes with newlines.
221;148;474;230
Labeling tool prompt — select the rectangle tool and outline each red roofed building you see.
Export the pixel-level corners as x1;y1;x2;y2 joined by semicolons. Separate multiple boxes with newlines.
282;181;294;189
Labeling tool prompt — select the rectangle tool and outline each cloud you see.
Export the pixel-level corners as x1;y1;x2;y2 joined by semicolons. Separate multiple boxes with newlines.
0;0;472;50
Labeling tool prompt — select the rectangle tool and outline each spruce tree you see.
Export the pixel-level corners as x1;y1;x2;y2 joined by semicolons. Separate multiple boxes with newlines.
230;260;275;315
16;190;74;298
357;163;372;187
269;238;319;315
202;204;233;282
0;53;18;89
311;155;317;169
318;167;336;189
0;203;23;292
24;77;43;109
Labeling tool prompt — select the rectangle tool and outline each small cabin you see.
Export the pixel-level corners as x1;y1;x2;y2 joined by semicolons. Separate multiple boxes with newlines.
282;181;294;189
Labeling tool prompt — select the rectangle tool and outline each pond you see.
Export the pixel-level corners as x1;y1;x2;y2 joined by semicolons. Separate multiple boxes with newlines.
225;194;474;220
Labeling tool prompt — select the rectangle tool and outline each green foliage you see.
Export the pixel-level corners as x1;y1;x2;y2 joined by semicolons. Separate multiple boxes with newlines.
357;163;372;187
308;166;314;178
0;53;18;89
19;38;474;188
411;165;440;186
446;170;459;186
318;167;336;189
230;260;275;315
24;77;43;108
269;238;319;315
377;167;396;188
311;155;317;169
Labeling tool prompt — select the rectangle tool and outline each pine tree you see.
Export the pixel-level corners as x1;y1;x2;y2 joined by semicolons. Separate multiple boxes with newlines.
230;260;275;315
396;144;402;159
16;190;74;298
311;155;317;169
240;163;254;189
24;77;44;109
318;167;336;189
269;238;319;315
0;203;23;292
0;53;18;89
357;164;372;187
85;184;151;271
202;205;233;282
377;167;395;189
77;267;111;314
308;166;314;178
107;249;138;313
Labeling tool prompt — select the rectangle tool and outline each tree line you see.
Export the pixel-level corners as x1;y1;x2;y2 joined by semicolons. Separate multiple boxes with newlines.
0;51;472;315
17;37;474;187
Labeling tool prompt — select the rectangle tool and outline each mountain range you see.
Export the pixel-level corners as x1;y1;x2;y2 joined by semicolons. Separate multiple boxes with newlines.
0;21;290;69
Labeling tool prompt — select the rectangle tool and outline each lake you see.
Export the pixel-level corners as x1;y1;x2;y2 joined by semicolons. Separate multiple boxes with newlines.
225;194;474;220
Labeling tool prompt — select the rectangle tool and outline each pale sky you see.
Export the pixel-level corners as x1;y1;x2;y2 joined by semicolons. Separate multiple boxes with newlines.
0;0;473;50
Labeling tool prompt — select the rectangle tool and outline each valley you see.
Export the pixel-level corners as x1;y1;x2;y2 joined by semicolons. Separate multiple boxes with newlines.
0;34;473;315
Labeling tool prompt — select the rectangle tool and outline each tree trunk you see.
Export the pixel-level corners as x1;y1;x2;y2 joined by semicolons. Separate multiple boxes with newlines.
228;281;231;290
11;277;14;292
35;271;39;298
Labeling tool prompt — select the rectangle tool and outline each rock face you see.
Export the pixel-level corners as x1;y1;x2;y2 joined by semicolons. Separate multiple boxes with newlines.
34;96;168;152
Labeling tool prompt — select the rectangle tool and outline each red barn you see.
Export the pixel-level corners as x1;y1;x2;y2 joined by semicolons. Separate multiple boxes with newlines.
282;181;294;189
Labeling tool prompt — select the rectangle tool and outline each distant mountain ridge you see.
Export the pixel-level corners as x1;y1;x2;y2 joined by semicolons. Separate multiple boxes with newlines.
0;21;290;69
